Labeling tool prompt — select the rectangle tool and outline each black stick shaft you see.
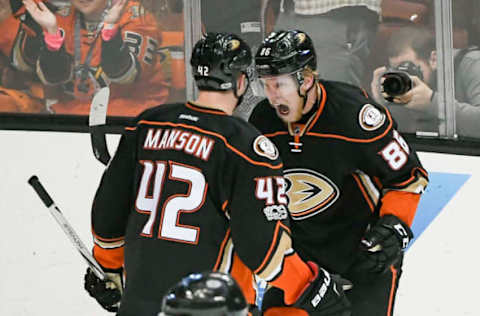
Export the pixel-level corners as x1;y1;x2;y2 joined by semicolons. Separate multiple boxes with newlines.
28;175;54;208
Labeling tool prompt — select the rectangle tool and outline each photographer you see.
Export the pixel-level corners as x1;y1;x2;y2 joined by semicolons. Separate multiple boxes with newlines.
371;26;480;138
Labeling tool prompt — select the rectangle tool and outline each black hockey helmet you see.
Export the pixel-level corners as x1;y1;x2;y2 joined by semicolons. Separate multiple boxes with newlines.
191;32;252;92
255;30;316;81
161;271;248;316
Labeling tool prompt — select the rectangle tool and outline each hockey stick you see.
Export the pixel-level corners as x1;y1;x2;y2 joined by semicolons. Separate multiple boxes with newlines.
89;86;111;166
28;175;106;280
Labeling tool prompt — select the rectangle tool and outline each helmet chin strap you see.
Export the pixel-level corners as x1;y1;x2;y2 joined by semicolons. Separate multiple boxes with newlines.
233;73;250;107
295;71;315;112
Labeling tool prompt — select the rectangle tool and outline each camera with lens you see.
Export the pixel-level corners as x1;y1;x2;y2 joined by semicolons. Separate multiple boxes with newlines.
381;61;424;102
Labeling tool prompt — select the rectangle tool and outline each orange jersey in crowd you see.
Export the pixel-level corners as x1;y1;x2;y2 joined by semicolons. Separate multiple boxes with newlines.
0;13;45;113
37;2;170;116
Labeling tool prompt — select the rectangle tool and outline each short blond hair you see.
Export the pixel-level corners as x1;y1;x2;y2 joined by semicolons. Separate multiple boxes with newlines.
302;66;319;81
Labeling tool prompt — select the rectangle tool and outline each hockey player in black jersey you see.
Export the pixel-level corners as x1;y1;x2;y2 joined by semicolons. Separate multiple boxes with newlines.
83;32;351;316
249;30;429;316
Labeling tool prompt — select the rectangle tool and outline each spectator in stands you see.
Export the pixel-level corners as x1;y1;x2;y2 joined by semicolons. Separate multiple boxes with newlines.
272;0;381;87
0;0;48;113
141;0;186;103
23;0;170;116
371;26;480;138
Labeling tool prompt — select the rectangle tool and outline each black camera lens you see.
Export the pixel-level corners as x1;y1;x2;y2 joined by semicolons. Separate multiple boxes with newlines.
381;72;413;97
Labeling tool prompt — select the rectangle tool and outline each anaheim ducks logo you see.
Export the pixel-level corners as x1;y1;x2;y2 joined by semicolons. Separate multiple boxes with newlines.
295;32;306;44
229;39;241;51
284;168;340;220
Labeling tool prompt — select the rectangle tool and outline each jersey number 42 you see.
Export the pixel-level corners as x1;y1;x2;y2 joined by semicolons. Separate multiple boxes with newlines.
135;160;207;245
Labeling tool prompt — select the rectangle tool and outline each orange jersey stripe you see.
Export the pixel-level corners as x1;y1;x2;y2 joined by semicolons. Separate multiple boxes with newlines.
264;110;393;143
306;83;327;132
254;222;282;274
93;244;124;270
221;200;229;211
213;229;231;271
254;221;291;274
380;190;421;226
306;109;393;143
392;167;428;187
264;131;289;138
264;307;309;316
138;120;283;169
352;173;375;212
387;265;399;316
230;254;256;305
270;253;313;305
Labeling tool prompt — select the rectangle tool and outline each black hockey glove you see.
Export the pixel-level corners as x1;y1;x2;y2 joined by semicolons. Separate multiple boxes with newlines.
355;214;413;274
293;262;352;316
84;267;123;312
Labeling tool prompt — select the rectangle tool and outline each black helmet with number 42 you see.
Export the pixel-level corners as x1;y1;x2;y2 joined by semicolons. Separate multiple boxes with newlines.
191;32;252;92
255;30;317;79
160;271;248;316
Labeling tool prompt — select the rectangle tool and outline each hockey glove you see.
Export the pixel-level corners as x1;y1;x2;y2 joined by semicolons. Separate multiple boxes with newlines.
84;267;123;312
294;262;352;316
355;214;413;274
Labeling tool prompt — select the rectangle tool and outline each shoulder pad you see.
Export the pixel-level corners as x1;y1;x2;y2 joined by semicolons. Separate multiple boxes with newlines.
228;117;282;167
357;103;388;132
318;81;394;141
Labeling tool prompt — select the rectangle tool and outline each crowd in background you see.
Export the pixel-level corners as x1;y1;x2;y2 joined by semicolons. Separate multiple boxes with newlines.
0;0;185;117
0;0;479;137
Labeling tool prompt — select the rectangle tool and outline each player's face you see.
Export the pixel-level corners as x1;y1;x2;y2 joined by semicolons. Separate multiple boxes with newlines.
260;74;304;123
389;47;435;85
72;0;108;17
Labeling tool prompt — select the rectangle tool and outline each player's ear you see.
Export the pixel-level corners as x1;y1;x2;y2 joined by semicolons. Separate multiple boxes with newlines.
236;73;248;95
300;74;314;94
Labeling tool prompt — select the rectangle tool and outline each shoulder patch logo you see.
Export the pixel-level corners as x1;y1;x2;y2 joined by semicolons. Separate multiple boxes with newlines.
253;135;279;160
358;104;386;131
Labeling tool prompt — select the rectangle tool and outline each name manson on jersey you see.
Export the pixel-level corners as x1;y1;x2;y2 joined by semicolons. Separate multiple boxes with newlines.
143;128;215;161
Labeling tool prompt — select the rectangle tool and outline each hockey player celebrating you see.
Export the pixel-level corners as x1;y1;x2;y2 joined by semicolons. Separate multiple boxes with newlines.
84;32;351;316
249;30;429;316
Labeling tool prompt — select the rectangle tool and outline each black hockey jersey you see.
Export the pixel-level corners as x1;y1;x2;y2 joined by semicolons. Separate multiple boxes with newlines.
249;80;428;274
91;102;297;315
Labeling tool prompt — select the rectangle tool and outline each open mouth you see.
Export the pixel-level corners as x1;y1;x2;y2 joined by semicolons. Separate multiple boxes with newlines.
277;104;290;116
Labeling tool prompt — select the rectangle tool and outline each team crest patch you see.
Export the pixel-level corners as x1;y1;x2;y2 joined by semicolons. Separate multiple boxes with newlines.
358;104;386;131
253;135;279;160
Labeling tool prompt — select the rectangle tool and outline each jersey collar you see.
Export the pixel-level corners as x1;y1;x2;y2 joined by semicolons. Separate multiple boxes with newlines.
287;82;326;137
185;102;228;115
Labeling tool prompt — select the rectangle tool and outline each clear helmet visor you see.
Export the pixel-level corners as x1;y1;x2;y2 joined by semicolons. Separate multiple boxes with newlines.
258;74;299;102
